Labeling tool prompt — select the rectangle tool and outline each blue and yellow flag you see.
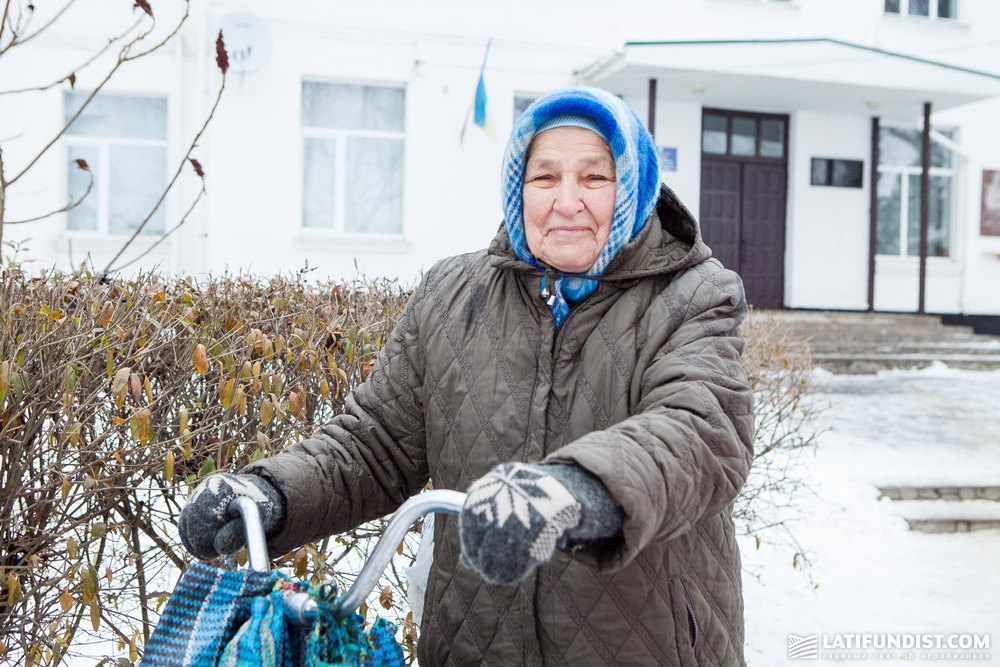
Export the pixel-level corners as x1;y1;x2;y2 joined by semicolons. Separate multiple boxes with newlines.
473;70;495;138
461;38;494;142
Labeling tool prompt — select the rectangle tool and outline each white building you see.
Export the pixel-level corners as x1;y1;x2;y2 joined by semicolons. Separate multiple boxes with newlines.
3;0;1000;317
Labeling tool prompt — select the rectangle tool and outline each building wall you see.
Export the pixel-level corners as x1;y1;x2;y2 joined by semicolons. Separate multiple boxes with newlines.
786;111;872;310
2;0;999;314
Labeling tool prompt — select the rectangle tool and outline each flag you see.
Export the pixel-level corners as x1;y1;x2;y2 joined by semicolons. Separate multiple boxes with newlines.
461;38;494;142
473;71;494;138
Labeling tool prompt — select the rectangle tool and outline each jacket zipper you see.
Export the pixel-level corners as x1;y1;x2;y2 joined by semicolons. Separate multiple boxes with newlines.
683;590;700;649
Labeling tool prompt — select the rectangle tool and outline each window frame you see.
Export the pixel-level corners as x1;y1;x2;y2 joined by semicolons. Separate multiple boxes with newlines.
299;79;407;238
701;108;788;163
884;0;958;21
876;123;958;259
62;91;169;237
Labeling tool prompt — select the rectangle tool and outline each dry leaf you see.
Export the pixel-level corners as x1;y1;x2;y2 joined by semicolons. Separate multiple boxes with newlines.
129;373;141;403
220;378;235;409
215;31;229;74
255;431;270;452
111;367;131;408
193;344;208;375
97;301;113;328
293;549;308;578
89;601;100;631
6;574;21;605
379;586;393;610
259;397;274;425
82;565;98;604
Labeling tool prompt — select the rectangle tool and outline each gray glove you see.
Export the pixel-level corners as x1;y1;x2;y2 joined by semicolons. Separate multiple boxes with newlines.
459;462;623;586
178;472;286;560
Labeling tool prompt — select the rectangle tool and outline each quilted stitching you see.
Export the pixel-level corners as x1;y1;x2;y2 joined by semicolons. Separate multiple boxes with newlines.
251;187;753;666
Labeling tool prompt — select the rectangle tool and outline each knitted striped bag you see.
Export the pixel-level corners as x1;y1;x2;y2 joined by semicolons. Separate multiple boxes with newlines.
144;564;405;667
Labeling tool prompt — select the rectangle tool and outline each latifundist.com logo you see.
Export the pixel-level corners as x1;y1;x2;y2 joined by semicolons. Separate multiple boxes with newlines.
787;633;991;661
788;634;819;659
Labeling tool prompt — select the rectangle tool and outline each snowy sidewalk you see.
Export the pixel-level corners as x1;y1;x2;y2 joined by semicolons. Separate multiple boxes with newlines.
742;364;1000;666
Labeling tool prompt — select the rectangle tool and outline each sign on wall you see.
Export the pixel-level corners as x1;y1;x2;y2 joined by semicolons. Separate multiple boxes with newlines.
810;158;863;188
983;170;1000;237
658;147;678;172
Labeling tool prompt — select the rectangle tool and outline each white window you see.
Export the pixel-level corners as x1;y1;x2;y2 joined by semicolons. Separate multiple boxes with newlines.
884;0;957;20
876;126;955;258
513;95;537;124
64;92;167;236
301;82;405;235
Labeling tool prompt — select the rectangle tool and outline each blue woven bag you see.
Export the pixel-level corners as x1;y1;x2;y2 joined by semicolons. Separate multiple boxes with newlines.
144;567;405;667
143;562;279;667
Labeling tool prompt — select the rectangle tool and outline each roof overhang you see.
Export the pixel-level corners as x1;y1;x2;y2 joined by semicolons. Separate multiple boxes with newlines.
577;39;1000;119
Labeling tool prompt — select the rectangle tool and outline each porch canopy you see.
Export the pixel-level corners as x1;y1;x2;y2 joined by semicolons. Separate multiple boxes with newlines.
577;38;1000;118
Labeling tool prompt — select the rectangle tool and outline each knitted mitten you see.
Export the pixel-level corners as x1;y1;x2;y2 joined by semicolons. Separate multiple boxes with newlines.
178;472;286;560
459;462;623;586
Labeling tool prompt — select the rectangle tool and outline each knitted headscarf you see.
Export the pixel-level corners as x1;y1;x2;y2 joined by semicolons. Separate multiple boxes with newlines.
501;86;660;327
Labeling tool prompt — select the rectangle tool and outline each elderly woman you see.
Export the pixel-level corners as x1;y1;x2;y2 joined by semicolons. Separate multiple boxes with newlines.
179;87;754;666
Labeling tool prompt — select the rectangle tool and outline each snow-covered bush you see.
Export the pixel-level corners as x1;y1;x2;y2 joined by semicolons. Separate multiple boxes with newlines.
737;307;826;573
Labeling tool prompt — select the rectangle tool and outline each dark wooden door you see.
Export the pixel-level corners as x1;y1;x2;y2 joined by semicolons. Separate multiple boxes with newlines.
699;110;788;309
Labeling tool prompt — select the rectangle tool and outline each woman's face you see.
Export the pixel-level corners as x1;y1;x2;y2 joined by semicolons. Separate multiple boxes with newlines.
522;126;616;274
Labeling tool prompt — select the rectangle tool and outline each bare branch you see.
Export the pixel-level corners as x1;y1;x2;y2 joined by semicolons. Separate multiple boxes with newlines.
0;0;12;46
0;0;75;55
0;17;143;96
4;162;92;224
122;0;189;63
108;184;205;273
0;147;6;251
5;7;164;186
101;72;226;276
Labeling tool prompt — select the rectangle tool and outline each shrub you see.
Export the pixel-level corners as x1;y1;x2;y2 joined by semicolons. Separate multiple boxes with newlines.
736;306;826;572
0;269;822;665
0;265;410;665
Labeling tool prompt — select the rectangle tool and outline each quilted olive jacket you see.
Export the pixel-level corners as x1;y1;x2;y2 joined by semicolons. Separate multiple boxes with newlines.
246;185;754;666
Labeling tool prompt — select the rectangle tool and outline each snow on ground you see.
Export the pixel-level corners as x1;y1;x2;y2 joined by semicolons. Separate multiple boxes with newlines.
742;364;1000;666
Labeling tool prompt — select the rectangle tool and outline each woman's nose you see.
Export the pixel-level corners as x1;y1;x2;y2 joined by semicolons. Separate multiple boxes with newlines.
551;179;584;216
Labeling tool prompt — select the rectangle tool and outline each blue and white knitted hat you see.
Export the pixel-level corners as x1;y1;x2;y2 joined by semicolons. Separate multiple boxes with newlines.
501;86;660;327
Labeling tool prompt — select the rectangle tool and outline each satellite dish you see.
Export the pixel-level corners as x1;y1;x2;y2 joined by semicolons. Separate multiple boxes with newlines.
217;12;272;75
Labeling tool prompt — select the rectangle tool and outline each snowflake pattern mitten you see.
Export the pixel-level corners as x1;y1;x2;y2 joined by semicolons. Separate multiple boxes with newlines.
459;462;622;585
178;472;286;560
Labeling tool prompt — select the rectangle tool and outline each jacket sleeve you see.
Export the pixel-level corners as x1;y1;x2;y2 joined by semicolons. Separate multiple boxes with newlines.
546;261;754;570
243;276;431;556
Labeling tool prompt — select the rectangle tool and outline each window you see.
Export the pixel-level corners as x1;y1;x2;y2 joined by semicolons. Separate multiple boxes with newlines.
811;158;864;188
513;95;537;124
876;126;955;257
884;0;956;19
701;111;786;160
64;92;167;235
301;82;405;234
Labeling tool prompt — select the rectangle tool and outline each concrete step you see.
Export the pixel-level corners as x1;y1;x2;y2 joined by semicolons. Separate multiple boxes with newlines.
878;486;1000;502
878;487;1000;533
813;353;1000;372
906;518;1000;533
757;310;1000;373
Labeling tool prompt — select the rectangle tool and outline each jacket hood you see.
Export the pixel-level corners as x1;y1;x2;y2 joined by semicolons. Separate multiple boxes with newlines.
488;183;711;283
